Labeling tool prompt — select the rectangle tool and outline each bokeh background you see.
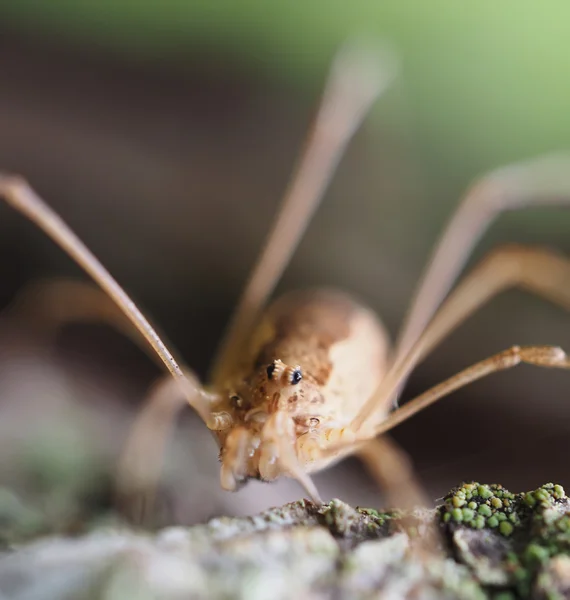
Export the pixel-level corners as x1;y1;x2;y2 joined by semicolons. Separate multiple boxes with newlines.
0;1;569;528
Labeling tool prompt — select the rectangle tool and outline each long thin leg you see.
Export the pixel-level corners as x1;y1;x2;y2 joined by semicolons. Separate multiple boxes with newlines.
395;154;570;366
0;176;216;423
374;345;570;438
116;372;222;525
357;436;440;558
348;344;570;557
5;278;172;368
115;376;185;525
353;244;570;429
209;40;397;386
0;176;184;381
6;281;228;522
327;344;570;456
356;435;429;510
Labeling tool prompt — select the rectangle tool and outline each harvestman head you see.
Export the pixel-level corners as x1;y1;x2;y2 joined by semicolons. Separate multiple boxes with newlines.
2;39;570;525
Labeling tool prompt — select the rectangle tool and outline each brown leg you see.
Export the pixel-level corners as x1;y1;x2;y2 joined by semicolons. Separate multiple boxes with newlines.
395;154;570;364
8;281;233;523
357;436;441;558
356;435;429;510
0;175;187;383
0;174;222;443
5;278;172;368
209;41;396;386
375;344;570;437
115;377;184;525
116;373;222;525
0;177;221;523
323;345;570;462
354;244;570;428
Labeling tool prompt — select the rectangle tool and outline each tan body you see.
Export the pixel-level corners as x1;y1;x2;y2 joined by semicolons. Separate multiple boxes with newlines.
2;43;570;523
214;289;390;484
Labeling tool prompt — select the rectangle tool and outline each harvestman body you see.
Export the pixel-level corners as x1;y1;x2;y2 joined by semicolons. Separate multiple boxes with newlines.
2;41;570;520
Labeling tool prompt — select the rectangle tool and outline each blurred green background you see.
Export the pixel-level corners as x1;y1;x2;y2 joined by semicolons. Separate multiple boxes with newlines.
3;0;570;167
0;1;569;522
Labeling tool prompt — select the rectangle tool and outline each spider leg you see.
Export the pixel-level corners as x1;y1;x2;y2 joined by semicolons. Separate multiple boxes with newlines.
0;178;218;419
116;373;222;525
0;176;214;417
353;244;570;429
0;176;225;522
326;344;570;461
295;425;428;512
395;154;570;369
374;345;570;438
115;376;184;525
5;277;177;368
0;176;188;379
356;435;429;511
209;40;397;386
357;435;440;558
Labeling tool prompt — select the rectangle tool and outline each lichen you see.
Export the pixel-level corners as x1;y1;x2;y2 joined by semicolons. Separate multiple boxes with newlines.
504;483;570;597
2;482;570;598
441;482;570;598
441;483;520;535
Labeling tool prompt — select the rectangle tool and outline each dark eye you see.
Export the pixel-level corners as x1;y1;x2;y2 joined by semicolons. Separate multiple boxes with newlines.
266;362;276;380
231;395;243;408
290;368;302;385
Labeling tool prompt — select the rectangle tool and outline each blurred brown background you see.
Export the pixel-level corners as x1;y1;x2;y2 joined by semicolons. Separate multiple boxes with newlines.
0;1;570;525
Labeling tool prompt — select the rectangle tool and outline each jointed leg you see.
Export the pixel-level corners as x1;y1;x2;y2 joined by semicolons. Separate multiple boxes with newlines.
409;245;570;366
395;154;570;365
7;280;230;522
354;244;570;428
374;345;570;437
209;41;397;386
325;344;570;460
0;176;222;521
0;42;396;522
0;176;220;428
0;176;187;383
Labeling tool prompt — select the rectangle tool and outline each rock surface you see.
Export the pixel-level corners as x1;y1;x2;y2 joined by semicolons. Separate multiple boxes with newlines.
0;483;569;599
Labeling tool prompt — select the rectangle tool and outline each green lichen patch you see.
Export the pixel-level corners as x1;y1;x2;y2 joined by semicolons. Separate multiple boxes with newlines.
441;483;520;536
356;506;395;524
532;555;570;599
504;483;570;597
2;481;570;599
443;482;570;598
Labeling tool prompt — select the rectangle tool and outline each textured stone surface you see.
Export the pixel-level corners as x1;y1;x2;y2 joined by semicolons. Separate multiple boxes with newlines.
1;483;570;599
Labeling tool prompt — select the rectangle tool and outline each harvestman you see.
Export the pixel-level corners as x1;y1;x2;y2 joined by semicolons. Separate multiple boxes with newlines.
2;42;570;522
